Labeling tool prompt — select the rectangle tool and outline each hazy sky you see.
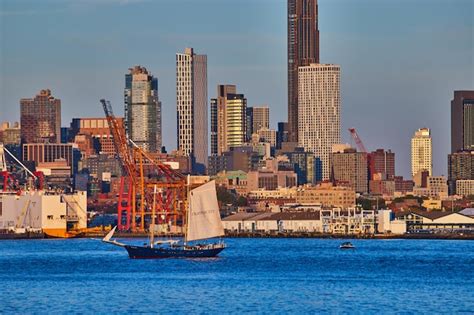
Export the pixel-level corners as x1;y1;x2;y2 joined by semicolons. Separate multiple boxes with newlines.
0;0;472;178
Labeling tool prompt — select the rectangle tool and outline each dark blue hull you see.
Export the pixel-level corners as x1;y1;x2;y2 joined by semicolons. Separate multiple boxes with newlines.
124;244;225;259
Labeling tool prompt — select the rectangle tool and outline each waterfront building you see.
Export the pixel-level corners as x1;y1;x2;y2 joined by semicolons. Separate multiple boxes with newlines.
223;208;375;235
176;47;208;174
222;212;323;233
369;149;395;180
124;66;161;152
295;183;356;208
20;89;61;144
377;210;407;235
451;90;474;153
411;128;432;177
320;209;375;234
210;85;247;155
448;151;474;194
395;210;474;233
330;147;368;194
298;64;341;180
288;0;320;143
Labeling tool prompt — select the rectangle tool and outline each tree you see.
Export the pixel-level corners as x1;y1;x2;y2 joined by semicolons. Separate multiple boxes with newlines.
216;186;236;205
234;196;248;207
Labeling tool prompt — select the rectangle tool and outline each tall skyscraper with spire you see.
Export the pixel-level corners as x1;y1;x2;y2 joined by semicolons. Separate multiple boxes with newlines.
287;0;320;143
176;47;208;174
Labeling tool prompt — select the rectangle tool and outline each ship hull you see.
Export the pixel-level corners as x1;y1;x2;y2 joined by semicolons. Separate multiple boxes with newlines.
124;244;225;259
43;229;84;239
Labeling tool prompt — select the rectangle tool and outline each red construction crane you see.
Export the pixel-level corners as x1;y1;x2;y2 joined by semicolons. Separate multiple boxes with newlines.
348;128;368;153
100;99;186;232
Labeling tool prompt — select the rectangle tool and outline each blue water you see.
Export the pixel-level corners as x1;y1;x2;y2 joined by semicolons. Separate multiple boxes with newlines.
1;238;473;313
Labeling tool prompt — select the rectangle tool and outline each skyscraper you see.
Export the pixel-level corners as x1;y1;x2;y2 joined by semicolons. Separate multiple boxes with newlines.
252;106;270;134
330;147;368;194
451;90;474;153
245;107;254;142
176;47;208;173
276;122;289;149
210;85;247;156
20;89;61;144
288;0;320;143
448;151;474;194
298;64;340;180
411;128;432;177
124;66;161;152
369;149;395;180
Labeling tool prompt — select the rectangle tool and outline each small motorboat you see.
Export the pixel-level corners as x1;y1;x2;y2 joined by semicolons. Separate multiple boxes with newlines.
339;242;355;249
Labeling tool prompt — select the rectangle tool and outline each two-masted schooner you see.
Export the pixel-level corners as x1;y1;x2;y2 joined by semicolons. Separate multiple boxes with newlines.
102;180;226;259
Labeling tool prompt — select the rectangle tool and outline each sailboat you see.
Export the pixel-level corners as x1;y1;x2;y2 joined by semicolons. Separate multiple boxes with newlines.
102;180;226;259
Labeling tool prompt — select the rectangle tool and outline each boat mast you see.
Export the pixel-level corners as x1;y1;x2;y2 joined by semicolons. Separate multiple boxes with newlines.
150;185;157;248
184;174;190;245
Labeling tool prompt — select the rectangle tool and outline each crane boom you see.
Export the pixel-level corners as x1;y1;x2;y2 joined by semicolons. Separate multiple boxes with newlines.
348;128;368;153
2;144;38;179
100;99;137;184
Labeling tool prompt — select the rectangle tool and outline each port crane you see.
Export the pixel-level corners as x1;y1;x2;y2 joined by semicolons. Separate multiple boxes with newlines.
0;143;44;191
100;99;187;232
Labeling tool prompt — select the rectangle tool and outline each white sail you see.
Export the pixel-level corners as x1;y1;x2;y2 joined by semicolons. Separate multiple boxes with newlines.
185;180;224;242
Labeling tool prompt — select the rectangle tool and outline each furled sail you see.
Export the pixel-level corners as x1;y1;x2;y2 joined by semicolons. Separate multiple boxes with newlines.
185;180;224;242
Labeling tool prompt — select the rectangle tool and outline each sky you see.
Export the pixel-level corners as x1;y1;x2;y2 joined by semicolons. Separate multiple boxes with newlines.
0;0;473;178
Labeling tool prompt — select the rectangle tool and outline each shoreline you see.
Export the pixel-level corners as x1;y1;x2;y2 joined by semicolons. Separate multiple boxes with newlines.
1;231;473;240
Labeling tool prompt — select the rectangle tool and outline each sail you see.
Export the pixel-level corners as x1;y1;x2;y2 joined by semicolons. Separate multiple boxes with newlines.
185;180;224;242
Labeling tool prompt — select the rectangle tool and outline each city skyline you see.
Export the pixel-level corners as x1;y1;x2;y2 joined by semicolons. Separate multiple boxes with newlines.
1;0;473;178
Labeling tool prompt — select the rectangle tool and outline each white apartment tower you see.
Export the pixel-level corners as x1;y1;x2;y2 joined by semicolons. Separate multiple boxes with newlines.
124;66;161;152
176;47;208;174
298;64;341;180
411;127;432;177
